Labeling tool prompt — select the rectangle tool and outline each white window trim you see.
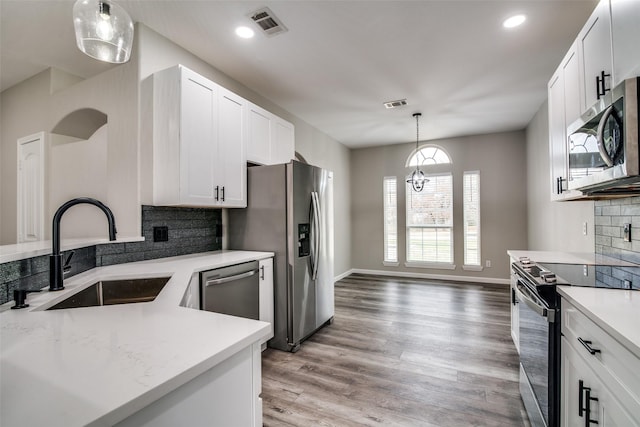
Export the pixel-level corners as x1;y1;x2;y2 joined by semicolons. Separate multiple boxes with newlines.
405;261;456;270
383;176;398;264
405;172;454;266
463;170;481;267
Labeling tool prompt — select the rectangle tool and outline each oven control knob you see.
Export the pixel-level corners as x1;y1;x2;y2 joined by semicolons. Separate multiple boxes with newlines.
540;272;557;283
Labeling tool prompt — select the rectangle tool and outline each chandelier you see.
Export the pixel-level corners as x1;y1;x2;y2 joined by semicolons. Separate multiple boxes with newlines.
406;113;428;192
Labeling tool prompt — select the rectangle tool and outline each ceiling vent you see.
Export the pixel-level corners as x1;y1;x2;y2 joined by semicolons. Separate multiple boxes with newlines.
383;99;408;109
249;7;288;37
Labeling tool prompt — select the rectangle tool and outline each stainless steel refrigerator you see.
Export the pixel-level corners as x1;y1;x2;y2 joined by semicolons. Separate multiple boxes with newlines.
228;160;334;352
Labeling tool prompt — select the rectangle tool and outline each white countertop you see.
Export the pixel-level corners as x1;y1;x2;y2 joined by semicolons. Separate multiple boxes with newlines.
507;250;639;266
0;236;145;264
557;286;640;358
0;250;274;427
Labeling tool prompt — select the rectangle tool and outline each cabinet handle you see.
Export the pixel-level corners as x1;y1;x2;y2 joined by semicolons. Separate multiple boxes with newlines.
221;186;225;202
585;387;599;426
511;288;519;305
215;186;219;201
260;265;265;280
578;337;601;355
556;177;566;194
596;70;611;100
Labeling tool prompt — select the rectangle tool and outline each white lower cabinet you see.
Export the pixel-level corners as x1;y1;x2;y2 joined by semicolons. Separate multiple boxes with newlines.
115;343;263;427
509;264;519;352
561;298;640;426
259;257;274;346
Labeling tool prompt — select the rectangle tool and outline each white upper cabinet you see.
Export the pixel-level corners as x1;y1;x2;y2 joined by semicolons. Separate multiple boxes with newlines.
610;0;640;85
577;0;613;112
217;86;248;207
548;43;585;201
153;65;247;207
247;102;295;166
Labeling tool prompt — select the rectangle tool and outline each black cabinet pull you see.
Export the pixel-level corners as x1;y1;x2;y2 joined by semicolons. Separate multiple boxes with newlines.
215;186;219;201
260;265;265;280
556;176;566;194
596;70;611;100
585;387;599;426
579;380;599;425
511;287;518;305
578;337;601;355
221;186;225;202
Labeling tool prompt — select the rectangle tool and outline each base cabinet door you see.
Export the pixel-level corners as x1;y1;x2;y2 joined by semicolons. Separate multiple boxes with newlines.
562;337;639;426
259;257;274;345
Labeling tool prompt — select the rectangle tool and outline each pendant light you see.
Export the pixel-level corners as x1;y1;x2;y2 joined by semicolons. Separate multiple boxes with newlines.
73;0;134;63
407;113;428;192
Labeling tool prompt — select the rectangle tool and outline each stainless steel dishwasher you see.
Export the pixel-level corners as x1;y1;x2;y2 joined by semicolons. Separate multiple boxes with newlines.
200;261;260;320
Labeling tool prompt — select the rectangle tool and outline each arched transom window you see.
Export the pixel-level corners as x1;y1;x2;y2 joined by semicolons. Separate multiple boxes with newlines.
406;145;451;167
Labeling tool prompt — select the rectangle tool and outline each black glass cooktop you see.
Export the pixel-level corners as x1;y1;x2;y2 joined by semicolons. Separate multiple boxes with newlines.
537;262;639;290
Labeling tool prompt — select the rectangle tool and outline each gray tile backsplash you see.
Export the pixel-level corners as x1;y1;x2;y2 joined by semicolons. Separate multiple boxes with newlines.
595;196;640;289
0;206;222;305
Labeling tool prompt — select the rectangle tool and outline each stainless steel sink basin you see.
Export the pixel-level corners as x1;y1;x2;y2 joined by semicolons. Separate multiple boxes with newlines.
47;277;170;310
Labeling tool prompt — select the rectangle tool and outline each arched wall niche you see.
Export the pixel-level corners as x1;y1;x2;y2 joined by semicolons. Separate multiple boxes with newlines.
51;108;108;140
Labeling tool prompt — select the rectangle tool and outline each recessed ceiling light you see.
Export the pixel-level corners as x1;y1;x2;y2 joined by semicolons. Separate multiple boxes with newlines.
503;14;526;29
235;26;255;39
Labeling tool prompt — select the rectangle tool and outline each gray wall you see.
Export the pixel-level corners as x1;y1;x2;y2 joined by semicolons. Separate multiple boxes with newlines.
525;101;595;251
350;130;528;281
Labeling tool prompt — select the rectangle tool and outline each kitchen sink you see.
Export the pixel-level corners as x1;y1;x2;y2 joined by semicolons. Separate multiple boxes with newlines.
47;277;170;310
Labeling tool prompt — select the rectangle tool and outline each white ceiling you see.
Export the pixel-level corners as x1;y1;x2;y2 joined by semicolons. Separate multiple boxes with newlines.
0;0;598;148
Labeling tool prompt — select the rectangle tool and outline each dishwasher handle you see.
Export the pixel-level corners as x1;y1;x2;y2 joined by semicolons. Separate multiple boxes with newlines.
205;269;258;287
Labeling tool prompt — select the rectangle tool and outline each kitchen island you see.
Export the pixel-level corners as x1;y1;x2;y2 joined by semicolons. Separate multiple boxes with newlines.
0;251;273;427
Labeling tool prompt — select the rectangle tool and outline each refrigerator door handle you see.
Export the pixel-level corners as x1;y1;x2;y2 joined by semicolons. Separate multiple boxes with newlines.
311;191;321;281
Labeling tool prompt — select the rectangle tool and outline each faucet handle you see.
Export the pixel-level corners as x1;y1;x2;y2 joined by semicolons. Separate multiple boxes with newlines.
11;289;41;310
63;250;75;275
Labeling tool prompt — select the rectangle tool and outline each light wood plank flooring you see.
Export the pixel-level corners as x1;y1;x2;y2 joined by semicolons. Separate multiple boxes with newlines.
261;274;530;426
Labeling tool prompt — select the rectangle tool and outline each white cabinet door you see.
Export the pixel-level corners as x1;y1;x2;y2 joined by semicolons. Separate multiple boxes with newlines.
247;104;272;165
180;68;218;205
562;336;640;427
217;87;247;208
259;257;274;344
246;102;295;166
272;117;295;164
509;269;519;353
17;132;46;242
610;0;640;85
578;0;613;111
153;65;247;207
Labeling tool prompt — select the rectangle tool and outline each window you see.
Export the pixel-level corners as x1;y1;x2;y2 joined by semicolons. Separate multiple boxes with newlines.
406;173;453;265
383;177;398;264
463;171;481;267
406;145;451;166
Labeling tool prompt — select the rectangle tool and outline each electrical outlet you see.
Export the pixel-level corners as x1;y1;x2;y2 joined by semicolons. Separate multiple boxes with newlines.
624;279;632;289
582;222;588;236
153;226;169;242
623;223;632;242
485;260;491;268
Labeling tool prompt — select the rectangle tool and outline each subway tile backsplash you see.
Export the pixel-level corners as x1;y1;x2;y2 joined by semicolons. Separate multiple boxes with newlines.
595;196;640;289
0;206;222;305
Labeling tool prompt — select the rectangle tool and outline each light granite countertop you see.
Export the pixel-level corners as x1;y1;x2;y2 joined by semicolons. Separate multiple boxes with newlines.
0;250;273;427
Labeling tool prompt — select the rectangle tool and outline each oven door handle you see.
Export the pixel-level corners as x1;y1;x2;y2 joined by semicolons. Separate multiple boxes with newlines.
516;282;555;323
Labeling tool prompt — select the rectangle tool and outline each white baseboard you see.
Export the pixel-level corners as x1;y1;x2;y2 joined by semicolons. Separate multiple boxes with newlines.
333;269;354;283
340;268;509;285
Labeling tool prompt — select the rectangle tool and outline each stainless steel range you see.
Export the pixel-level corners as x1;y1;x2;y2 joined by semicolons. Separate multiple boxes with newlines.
512;256;639;427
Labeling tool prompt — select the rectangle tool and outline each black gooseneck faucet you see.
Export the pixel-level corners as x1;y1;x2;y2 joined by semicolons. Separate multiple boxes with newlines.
50;197;117;291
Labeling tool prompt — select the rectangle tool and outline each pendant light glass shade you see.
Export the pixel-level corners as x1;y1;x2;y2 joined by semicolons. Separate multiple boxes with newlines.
73;0;134;63
407;112;428;192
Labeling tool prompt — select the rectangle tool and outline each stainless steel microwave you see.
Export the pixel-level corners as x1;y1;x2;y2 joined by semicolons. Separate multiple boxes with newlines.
567;77;639;195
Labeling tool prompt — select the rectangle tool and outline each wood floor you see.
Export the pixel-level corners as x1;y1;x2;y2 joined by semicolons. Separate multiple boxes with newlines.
261;274;530;426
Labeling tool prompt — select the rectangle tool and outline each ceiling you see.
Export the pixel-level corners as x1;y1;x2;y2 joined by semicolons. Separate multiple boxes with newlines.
0;0;598;148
